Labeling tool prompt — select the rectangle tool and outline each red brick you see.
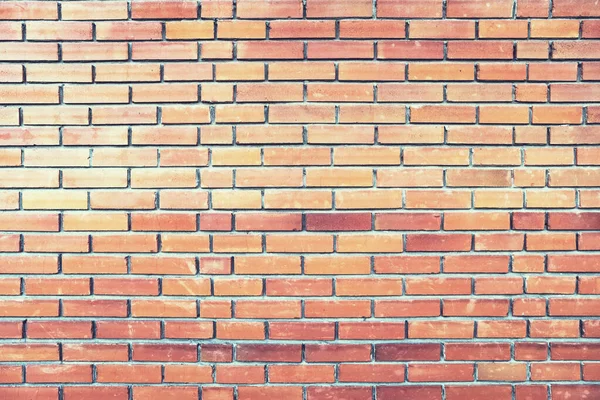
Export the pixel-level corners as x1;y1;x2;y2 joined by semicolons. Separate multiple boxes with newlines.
378;387;442;400
239;387;303;400
308;387;373;400
306;213;371;231
0;344;59;362
406;234;472;252
237;344;302;362
376;343;441;361
446;343;511;361
269;365;334;383
339;364;405;383
134;387;199;400
64;387;128;400
305;344;371;362
553;386;600;400
446;386;513;400
478;363;527;381
447;0;513;17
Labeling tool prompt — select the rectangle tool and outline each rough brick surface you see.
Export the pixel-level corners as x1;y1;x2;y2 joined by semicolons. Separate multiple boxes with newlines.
0;0;599;398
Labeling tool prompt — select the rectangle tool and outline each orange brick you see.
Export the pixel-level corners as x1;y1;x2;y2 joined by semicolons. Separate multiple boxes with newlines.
62;1;127;20
518;0;550;17
200;0;233;18
310;41;375;59
411;105;475;123
132;1;198;19
0;85;58;104
238;83;304;103
379;41;443;60
0;43;58;61
198;81;233;102
24;235;89;254
410;21;474;39
22;190;88;210
447;84;513;102
0;147;23;163
64;84;129;104
237;0;302;18
63;213;128;231
478;63;527;81
532;20;580;38
553;41;600;59
201;41;233;59
533;106;583;124
448;41;513;60
479;20;528;38
0;169;59;189
378;126;444;144
95;63;160;82
0;64;22;82
473;147;521;166
269;62;335;80
270;21;335;39
479;106;530;124
26;21;92;41
217;21;265;39
307;0;372;17
378;0;443;17
339;62;405;81
409;321;474;339
62;42;128;61
339;105;406;124
379;83;442;102
340;21;405;38
133;42;198;60
96;22;162;40
517;40;549;59
0;2;58;20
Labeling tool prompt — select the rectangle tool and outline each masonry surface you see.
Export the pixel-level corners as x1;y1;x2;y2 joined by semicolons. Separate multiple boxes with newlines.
0;0;599;399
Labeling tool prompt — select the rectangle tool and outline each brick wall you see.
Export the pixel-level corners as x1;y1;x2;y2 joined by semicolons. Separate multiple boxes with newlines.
0;0;599;399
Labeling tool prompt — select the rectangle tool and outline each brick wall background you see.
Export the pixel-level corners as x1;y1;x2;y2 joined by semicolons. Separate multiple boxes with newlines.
0;0;599;399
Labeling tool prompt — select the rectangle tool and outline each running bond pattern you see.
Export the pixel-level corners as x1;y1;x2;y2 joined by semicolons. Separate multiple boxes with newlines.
0;0;599;399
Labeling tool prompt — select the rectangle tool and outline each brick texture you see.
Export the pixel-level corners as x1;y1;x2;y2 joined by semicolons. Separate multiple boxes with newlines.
0;0;600;398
